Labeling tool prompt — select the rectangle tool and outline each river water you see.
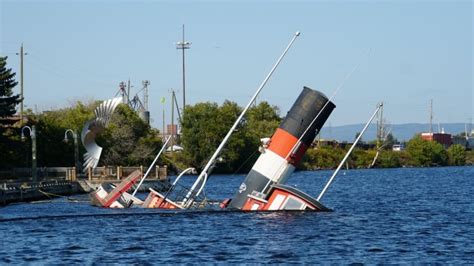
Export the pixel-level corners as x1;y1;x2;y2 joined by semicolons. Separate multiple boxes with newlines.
1;166;473;263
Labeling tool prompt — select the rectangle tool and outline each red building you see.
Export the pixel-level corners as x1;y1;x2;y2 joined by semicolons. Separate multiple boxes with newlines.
166;124;178;135
421;132;452;148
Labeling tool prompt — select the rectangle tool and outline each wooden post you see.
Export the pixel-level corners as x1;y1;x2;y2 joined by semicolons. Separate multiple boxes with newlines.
72;167;76;181
159;165;168;180
140;165;144;179
155;165;159;179
88;167;92;181
1;189;5;205
117;166;120;180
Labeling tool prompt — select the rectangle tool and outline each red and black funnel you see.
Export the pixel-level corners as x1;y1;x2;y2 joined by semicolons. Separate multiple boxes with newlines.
229;86;336;209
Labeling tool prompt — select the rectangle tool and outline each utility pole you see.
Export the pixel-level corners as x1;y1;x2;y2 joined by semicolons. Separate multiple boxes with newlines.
170;89;175;154
470;117;473;135
429;99;433;134
16;43;27;125
371;102;385;168
465;123;468;140
176;24;191;110
376;102;384;149
127;79;131;104
161;97;166;140
173;90;182;123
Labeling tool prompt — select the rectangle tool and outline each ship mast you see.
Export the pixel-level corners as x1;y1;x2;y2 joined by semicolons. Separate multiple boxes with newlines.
182;31;301;208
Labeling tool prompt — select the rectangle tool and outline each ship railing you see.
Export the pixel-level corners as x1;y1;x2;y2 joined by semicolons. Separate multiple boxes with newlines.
159;168;211;209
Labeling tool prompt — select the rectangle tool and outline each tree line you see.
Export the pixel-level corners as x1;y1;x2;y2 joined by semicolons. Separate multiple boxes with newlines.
0;100;164;168
300;136;471;170
1;56;472;172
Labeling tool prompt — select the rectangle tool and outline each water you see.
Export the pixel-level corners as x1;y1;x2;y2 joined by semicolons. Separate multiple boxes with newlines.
1;167;473;263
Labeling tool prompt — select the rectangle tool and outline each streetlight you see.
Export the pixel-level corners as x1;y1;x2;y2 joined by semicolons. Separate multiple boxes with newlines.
63;129;80;173
21;125;37;182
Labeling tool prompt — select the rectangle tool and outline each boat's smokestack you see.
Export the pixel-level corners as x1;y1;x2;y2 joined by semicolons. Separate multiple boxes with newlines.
229;86;336;209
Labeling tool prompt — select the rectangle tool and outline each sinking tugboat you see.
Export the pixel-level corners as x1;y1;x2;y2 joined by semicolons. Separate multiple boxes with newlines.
89;170;143;208
91;85;381;211
90;136;171;208
227;86;335;211
88;30;383;212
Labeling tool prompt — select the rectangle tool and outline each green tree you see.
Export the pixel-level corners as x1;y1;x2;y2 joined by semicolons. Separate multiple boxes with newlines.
99;104;162;166
181;102;225;170
237;102;281;172
378;150;401;168
32;101;96;167
0;57;24;168
246;101;281;138
300;146;345;170
447;144;466;166
350;149;376;168
406;135;447;166
384;133;397;149
0;56;20;120
11;101;161;168
0;126;29;168
180;100;248;172
180;101;281;173
466;150;474;165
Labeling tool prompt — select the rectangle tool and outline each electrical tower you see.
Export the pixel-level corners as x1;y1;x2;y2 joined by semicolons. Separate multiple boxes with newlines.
119;81;128;104
115;80;150;124
142;80;150;111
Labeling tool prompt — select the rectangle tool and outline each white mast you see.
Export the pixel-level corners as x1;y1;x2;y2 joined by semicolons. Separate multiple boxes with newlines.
131;136;171;197
182;31;301;208
317;103;383;201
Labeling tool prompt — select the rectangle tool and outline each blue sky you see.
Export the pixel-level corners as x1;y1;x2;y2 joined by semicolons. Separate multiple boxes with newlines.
1;0;472;129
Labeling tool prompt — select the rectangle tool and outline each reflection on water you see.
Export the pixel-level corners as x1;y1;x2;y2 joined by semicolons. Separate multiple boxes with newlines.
1;166;473;263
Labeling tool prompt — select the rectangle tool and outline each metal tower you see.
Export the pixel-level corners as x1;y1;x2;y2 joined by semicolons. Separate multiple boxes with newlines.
175;24;191;110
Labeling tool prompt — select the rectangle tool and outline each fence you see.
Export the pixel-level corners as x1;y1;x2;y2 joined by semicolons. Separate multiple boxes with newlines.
85;166;168;181
0;167;76;182
0;165;167;182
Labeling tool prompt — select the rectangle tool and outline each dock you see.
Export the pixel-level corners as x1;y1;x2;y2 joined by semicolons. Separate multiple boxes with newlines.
0;165;170;206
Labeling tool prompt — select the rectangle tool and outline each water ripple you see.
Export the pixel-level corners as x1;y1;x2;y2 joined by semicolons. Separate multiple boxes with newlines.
0;167;473;263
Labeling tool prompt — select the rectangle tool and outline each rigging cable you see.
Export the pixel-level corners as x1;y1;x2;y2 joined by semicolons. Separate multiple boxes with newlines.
284;48;372;161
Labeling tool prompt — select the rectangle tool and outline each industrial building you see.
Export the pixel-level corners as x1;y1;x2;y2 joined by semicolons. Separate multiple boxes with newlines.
420;132;452;148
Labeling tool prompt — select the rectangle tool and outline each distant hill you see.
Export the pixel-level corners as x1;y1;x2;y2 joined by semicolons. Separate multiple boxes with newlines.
318;123;470;142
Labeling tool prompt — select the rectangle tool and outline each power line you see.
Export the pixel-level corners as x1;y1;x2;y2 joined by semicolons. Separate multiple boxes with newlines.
25;48;118;84
26;54;116;87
